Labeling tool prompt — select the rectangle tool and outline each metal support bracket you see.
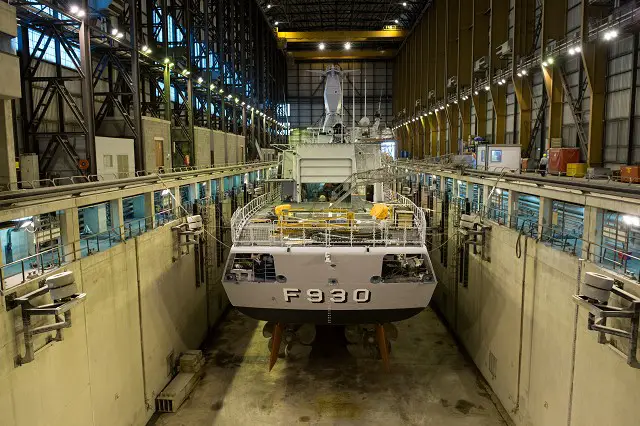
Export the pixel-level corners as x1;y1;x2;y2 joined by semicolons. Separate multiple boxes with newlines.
6;283;86;365
572;285;640;369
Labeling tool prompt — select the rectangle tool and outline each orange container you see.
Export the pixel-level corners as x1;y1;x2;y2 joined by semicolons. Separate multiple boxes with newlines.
621;165;640;183
548;148;580;174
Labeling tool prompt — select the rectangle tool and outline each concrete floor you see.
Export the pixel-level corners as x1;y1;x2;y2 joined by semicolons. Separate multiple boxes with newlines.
149;308;509;426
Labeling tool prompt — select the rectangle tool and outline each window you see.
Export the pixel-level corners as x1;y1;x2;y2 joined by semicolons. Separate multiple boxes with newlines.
225;253;276;282
15;27;82;69
471;184;483;213
103;155;113;168
490;149;503;162
513;194;540;235
598;211;639;280
543;201;584;255
488;188;508;224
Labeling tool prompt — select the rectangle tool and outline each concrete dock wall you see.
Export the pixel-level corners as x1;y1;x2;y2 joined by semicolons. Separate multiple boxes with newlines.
432;216;640;426
0;222;219;426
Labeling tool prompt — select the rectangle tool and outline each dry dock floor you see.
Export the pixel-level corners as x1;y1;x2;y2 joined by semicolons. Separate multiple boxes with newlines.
149;308;509;426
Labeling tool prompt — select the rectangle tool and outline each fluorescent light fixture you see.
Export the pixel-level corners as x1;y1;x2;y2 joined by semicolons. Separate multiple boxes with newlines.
604;29;618;41
20;220;34;229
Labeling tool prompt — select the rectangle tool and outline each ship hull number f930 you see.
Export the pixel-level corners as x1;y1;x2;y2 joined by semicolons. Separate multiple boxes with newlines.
283;288;371;303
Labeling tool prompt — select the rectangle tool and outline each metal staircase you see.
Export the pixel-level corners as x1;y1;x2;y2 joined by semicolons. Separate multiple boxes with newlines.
558;66;588;158
524;85;547;160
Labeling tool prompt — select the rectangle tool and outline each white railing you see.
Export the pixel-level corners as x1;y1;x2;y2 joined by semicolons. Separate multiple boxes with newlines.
230;188;281;243
233;190;426;247
391;191;427;244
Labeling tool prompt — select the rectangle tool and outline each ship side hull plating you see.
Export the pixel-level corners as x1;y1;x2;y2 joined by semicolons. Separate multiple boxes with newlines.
222;246;437;325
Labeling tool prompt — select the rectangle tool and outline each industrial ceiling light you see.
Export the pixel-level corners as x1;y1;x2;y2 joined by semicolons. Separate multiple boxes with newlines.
210;84;215;90
541;60;548;67
394;19;399;24
76;9;85;17
70;5;79;14
164;57;170;64
547;57;554;64
521;69;528;75
484;85;490;91
604;29;618;41
569;45;582;55
219;88;224;94
274;21;279;26
169;62;174;68
403;2;407;6
235;97;240;103
318;42;326;50
116;32;124;39
344;42;352;50
227;94;232;99
197;77;203;84
111;28;118;36
501;78;506;84
474;90;479;95
267;4;272;9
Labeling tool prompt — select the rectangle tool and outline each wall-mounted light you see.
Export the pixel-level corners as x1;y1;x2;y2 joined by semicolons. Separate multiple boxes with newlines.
603;29;618;41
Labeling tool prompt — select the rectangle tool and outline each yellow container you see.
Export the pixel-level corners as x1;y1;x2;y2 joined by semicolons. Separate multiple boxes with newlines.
567;163;587;178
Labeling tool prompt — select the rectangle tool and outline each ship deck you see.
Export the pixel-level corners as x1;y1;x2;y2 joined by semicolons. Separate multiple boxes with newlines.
231;192;426;247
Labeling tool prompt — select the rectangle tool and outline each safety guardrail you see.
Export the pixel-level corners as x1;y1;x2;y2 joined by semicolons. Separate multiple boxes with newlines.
230;188;281;243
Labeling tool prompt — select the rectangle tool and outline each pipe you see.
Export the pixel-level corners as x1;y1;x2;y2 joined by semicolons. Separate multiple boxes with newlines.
0;162;277;206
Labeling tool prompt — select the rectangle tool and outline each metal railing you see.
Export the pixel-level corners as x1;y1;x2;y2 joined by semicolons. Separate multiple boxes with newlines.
235;218;424;248
0;246;64;292
230;188;281;243
232;189;426;247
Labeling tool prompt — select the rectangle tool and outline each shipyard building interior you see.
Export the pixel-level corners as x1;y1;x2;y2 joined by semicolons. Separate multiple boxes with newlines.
0;0;639;425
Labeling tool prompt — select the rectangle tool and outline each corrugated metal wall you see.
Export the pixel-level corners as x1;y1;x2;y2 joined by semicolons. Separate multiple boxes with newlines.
287;61;393;129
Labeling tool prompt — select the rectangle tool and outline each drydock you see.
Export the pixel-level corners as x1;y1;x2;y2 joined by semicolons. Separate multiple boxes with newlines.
0;1;640;426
